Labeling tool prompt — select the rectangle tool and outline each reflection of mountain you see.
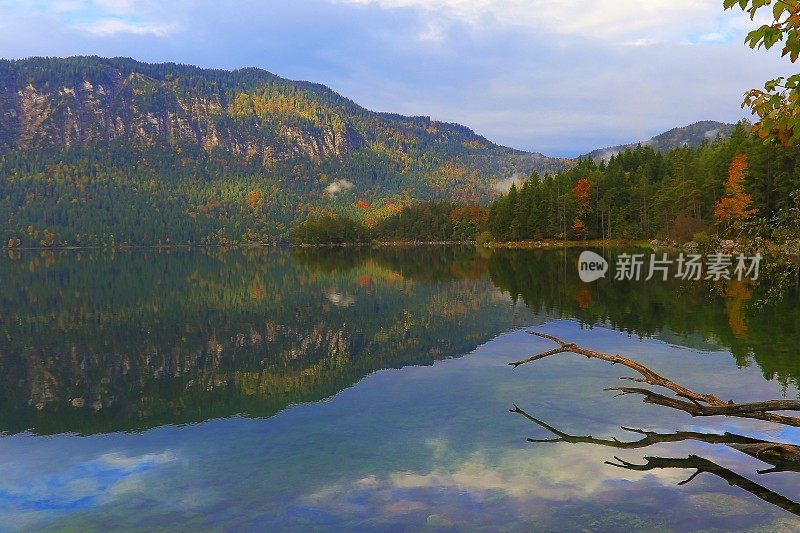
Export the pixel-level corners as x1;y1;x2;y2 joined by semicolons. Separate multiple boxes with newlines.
487;249;800;388
0;248;530;435
1;246;798;436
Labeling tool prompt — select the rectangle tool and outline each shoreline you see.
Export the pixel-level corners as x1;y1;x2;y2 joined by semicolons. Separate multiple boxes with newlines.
482;239;648;249
2;239;639;251
1;238;794;256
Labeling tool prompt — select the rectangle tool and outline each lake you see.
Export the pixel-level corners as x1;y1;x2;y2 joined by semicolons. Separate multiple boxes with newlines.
0;246;799;531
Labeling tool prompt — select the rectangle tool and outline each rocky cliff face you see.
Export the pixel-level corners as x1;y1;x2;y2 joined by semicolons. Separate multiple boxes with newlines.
1;65;362;164
0;56;566;178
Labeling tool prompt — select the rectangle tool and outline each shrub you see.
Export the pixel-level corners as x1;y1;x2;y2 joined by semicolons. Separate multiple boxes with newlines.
476;231;493;247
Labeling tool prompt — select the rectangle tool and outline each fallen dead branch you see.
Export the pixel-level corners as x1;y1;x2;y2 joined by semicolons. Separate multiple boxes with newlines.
510;332;800;427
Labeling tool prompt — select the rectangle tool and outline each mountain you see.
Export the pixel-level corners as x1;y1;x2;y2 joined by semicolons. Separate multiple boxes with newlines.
585;120;736;162
0;56;567;246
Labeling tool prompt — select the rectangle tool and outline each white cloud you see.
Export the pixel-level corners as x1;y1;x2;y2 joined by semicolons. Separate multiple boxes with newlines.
0;0;790;155
324;178;355;195
699;32;726;43
300;438;694;523
492;173;524;193
335;0;751;44
0;449;176;529
97;451;175;470
92;0;144;16
621;38;658;47
76;18;174;36
49;0;87;12
2;0;179;37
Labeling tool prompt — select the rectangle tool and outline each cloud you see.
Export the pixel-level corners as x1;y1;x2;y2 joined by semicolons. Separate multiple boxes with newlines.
298;438;695;526
0;0;791;155
96;451;175;470
2;0;179;37
335;0;749;44
699;32;726;43
75;18;175;36
621;38;658;47
324;179;355;195
92;0;144;16
0;449;176;529
492;173;525;193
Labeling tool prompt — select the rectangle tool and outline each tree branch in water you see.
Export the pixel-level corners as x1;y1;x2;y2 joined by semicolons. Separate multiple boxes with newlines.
510;332;800;426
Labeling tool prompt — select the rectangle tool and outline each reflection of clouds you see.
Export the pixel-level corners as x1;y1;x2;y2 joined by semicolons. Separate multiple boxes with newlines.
325;289;356;308
386;446;682;501
298;439;692;524
0;451;175;530
96;451;174;470
488;287;514;304
687;493;759;517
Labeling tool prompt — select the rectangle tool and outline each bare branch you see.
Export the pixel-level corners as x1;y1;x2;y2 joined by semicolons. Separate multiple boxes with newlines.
511;332;726;406
608;386;800;427
511;332;800;424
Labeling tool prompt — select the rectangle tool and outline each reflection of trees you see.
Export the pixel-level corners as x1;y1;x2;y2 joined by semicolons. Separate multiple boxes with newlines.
514;405;800;517
512;334;800;518
0;248;514;435
512;332;800;427
292;245;487;282
489;249;800;387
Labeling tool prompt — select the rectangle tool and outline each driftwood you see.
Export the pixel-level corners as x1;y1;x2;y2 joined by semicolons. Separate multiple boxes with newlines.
510;332;800;427
510;334;800;518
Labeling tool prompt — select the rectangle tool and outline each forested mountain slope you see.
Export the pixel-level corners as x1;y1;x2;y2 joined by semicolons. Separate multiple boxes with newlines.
586;121;735;162
0;56;566;246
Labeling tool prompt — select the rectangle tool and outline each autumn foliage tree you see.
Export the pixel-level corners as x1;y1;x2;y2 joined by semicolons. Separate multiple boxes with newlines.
246;190;264;214
725;0;800;146
714;154;758;231
571;177;591;239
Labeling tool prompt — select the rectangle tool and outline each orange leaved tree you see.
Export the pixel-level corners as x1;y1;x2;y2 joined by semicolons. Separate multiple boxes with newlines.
571;177;591;239
713;154;758;232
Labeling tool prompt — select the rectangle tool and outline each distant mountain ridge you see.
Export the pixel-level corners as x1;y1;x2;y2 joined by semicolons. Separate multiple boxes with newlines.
0;56;564;191
0;56;571;244
584;120;736;162
0;56;740;246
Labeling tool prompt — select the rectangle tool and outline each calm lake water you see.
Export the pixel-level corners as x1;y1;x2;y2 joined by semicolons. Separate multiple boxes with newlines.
1;246;799;531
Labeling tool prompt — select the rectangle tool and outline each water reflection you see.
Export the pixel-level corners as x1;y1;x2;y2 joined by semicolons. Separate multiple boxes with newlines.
0;246;799;436
514;405;800;517
0;247;528;435
488;249;800;387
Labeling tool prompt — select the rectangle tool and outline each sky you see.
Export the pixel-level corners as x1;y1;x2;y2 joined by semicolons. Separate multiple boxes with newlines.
0;0;792;157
